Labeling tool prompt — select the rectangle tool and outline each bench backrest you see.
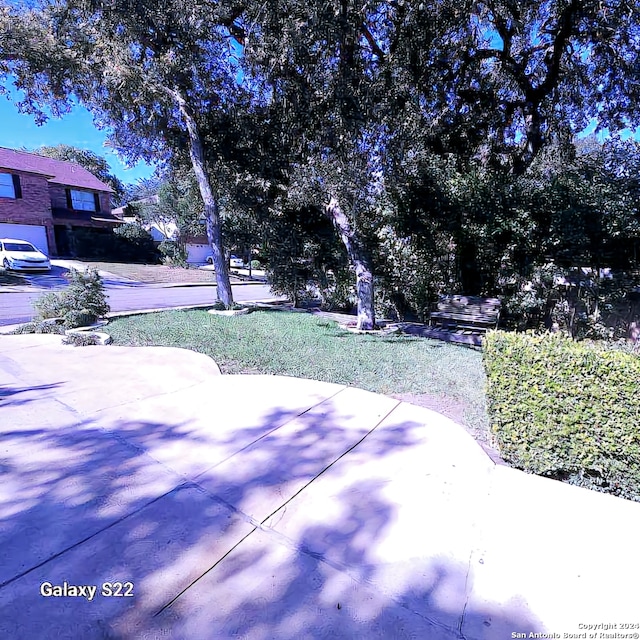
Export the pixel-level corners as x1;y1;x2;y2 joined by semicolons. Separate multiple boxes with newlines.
437;295;501;319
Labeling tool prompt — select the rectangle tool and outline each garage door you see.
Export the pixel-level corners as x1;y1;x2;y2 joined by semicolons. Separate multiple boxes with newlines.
186;243;211;264
0;223;49;254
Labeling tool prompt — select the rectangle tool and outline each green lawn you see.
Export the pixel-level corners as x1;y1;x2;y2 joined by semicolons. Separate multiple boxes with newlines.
83;261;218;284
108;309;490;434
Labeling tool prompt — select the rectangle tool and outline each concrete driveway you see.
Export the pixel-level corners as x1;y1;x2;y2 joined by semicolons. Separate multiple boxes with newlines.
1;334;639;639
0;264;74;292
0;261;141;293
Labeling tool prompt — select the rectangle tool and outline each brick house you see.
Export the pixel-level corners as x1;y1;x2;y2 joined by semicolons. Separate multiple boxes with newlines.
0;147;122;256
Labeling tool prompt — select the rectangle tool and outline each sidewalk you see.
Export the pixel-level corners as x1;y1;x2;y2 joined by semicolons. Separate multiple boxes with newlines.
1;334;638;638
52;259;140;283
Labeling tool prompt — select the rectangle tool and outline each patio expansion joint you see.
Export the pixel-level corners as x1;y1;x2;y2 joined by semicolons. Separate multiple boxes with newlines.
0;482;194;591
89;376;223;417
0;383;354;595
191;384;349;482
457;550;473;640
153;398;407;618
456;465;498;640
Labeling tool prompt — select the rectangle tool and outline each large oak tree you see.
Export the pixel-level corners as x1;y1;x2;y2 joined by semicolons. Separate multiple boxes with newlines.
0;0;246;306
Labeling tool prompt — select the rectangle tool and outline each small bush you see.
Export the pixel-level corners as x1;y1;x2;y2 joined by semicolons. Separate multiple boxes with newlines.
483;330;640;501
63;309;97;329
62;332;102;347
250;259;261;270
159;240;188;268
9;321;66;335
113;224;160;262
317;269;356;312
32;292;68;320
33;268;109;327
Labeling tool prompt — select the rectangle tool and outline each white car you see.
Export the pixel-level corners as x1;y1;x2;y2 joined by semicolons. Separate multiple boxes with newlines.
205;254;245;268
0;238;52;272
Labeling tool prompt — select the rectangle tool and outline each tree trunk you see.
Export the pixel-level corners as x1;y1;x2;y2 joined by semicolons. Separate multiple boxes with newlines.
171;87;233;307
324;195;375;330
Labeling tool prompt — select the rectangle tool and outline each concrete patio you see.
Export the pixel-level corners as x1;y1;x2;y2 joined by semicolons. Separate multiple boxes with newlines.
0;333;638;639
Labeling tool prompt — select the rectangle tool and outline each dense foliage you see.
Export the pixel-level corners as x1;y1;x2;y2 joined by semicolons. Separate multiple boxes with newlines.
67;225;160;263
2;0;640;322
484;330;640;500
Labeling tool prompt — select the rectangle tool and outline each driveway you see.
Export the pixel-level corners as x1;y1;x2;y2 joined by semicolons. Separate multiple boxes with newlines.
0;261;142;293
0;264;74;291
1;334;639;638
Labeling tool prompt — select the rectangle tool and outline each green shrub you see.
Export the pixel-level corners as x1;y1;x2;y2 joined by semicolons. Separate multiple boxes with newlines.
159;240;189;267
250;259;261;270
483;330;640;500
69;225;161;262
9;320;66;334
33;268;109;327
62;309;97;329
32;292;68;320
113;224;161;262
62;332;102;347
317;269;355;312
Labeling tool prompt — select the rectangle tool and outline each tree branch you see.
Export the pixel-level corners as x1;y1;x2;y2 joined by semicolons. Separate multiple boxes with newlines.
361;23;384;61
531;0;579;101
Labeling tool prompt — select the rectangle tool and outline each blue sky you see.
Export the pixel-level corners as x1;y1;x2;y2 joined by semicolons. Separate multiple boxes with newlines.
0;92;155;185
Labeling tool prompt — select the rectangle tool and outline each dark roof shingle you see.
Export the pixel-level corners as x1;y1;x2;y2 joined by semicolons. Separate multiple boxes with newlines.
0;147;113;192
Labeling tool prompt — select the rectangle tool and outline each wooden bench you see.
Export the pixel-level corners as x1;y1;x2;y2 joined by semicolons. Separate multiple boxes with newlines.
428;295;501;333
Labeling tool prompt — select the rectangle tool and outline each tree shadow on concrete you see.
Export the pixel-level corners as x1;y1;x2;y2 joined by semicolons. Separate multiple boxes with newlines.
0;383;62;407
0;379;543;639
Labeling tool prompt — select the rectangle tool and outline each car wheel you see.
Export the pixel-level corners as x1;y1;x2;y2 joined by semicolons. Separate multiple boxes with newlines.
207;257;213;265
2;258;10;270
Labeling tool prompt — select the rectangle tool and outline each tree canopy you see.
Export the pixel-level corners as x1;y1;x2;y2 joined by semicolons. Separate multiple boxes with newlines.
384;0;640;173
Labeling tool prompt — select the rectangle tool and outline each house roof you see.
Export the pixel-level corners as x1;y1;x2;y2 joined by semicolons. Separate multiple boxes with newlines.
0;147;114;192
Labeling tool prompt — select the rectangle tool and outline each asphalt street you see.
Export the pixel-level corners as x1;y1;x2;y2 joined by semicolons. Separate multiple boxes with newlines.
0;283;277;325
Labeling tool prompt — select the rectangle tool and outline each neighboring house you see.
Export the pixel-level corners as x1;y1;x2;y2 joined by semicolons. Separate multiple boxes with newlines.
113;197;209;264
0;147;121;256
112;196;179;243
183;233;211;265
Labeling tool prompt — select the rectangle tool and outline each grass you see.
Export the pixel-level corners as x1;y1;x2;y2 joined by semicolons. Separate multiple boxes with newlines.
82;261;219;284
107;309;490;433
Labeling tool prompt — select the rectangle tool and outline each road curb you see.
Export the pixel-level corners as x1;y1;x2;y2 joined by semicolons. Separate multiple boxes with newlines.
144;279;267;288
0;299;288;336
0;279;268;293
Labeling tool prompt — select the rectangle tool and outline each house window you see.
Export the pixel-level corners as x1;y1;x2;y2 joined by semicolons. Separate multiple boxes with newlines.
0;173;21;199
70;189;97;211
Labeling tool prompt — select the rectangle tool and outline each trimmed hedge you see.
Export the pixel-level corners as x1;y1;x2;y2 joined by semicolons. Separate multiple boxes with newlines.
483;331;640;501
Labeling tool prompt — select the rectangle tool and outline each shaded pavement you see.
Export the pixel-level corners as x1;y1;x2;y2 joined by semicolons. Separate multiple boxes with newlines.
0;334;638;638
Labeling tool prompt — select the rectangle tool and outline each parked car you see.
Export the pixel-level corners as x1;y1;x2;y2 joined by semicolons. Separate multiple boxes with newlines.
205;254;245;268
0;238;51;272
